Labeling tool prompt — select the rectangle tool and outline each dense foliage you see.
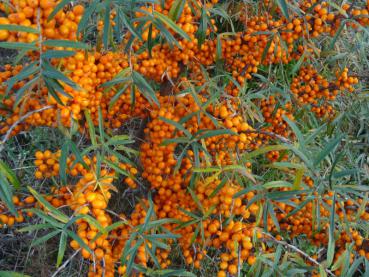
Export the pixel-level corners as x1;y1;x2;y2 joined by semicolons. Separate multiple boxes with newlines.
0;0;369;276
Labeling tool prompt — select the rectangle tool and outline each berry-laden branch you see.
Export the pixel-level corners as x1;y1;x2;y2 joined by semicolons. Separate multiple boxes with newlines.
243;129;292;144
262;232;336;277
0;105;53;153
50;249;81;277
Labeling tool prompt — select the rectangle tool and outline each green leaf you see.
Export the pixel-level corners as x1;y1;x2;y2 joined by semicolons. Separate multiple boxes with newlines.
149;269;196;277
0;160;20;189
276;0;289;21
43;40;90;49
109;83;130;110
209;177;227;198
153;11;190;41
28;186;69;223
216;34;222;61
31;229;61;247
169;0;186;21
159;117;191;137
42;60;78;89
42;50;76;59
132;71;159;106
13;76;40;108
0;42;37;50
153;17;181;48
59;141;69;185
18;223;53;233
282;114;304;147
141;193;154;232
0;271;31;277
28;208;64;229
0;174;17;216
56;232;67;267
268;202;280;231
103;0;112;49
65;230;92;253
196;7;208;46
305;124;326;144
347;256;364;277
44;79;67;106
119;10;142;41
243;145;289;159
147;22;154;56
319;265;327;277
0;24;39;33
84;110;97;146
196;129;236;140
187;187;204;214
261;35;274;63
77;0;98;35
69;140;88;169
329;19;347;49
293;168;305;190
292;53;305;75
47;0;73;21
327;192;336;267
79;214;106;234
6;61;39;95
263;181;292;189
313;135;343;166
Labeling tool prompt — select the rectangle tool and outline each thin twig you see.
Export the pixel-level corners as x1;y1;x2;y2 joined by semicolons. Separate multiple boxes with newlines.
262;232;336;277
51;249;81;277
243;129;292;144
0;105;53;153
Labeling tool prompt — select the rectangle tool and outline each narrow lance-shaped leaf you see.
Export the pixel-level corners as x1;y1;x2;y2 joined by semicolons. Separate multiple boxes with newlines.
314;134;344;166
28;186;69;223
43;40;90;49
153;11;191;41
0;42;38;50
77;0;98;35
84;110;97;146
0;272;31;277
31;229;61;247
56;231;67;267
132;71;160;106
0;24;39;33
159;116;191;137
276;0;290;21
13;76;40;108
41;50;76;59
0;174;17;216
103;0;112;49
282;114;305;147
327;192;336;267
169;0;186;21
0;160;21;189
59;141;69;185
47;0;73;21
119;9;142;41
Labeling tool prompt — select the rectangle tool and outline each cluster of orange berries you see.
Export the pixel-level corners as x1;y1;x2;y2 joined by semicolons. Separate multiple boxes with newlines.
260;96;294;139
291;66;359;118
273;187;369;276
132;0;219;82
0;49;152;136
34;152;140;277
34;149;60;179
0;0;84;42
0;195;35;228
130;93;261;276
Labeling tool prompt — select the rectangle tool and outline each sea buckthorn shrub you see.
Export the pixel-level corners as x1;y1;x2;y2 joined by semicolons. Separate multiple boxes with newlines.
0;0;369;276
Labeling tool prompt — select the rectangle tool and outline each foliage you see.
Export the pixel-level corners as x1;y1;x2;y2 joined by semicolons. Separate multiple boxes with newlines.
0;0;369;277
